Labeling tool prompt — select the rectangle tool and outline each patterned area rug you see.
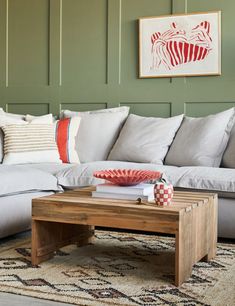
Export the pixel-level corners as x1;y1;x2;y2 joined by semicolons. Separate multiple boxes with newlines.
0;230;234;306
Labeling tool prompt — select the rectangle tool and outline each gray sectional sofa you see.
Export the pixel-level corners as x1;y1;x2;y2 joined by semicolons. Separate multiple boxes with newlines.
0;107;235;239
1;160;235;239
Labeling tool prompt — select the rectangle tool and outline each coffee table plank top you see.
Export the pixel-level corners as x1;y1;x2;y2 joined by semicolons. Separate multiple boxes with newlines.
33;187;213;215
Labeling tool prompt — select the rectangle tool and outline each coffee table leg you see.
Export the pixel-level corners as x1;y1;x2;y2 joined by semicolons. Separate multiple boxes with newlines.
31;220;94;265
202;195;218;262
77;225;95;247
175;211;194;286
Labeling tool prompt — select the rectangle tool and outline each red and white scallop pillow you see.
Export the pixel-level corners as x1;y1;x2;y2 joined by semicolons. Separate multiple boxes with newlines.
55;117;81;164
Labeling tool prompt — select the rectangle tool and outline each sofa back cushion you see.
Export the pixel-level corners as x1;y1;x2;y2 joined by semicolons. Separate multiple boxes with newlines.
221;124;235;168
0;108;25;119
2;124;61;165
77;112;129;162
62;107;130;163
165;108;235;167
60;106;129;118
25;114;54;124
108;114;184;164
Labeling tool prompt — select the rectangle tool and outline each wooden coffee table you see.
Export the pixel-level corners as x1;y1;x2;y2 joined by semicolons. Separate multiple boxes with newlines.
31;188;218;286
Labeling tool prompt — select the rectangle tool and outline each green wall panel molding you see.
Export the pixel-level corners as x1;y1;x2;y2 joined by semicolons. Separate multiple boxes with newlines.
62;0;108;86
8;0;49;86
120;102;171;118
60;103;107;112
7;103;49;115
185;102;235;117
0;0;234;117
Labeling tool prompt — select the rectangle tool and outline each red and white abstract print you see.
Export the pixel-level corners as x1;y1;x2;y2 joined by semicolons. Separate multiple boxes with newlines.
139;12;221;78
151;21;212;71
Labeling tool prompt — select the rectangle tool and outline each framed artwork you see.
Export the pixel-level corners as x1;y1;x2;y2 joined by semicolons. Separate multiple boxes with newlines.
139;11;221;78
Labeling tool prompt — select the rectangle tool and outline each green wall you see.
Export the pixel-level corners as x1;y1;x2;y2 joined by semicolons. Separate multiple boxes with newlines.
0;0;234;117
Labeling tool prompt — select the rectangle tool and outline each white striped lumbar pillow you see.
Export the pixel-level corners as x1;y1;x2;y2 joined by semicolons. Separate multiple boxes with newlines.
2;124;62;165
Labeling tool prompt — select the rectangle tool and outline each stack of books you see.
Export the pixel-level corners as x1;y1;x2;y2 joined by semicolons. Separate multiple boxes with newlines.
92;183;154;201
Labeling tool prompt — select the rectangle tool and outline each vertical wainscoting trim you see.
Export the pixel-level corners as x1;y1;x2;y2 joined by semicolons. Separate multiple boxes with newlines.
107;0;122;87
169;0;173;83
59;0;62;86
185;0;188;13
47;0;50;86
5;0;9;88
118;0;122;84
48;0;62;114
105;0;109;84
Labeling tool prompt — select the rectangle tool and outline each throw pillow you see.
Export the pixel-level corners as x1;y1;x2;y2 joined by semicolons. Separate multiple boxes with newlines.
108;114;184;164
2;124;61;165
221;124;235;168
25;114;54;124
0;129;4;163
55;117;81;164
60;108;129;163
60;106;129;119
165;108;235;167
0;115;27;163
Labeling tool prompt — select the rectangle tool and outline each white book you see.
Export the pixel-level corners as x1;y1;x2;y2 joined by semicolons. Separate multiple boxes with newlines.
96;183;154;196
92;191;154;202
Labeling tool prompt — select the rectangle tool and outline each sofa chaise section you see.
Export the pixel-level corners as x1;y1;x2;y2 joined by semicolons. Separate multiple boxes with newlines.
0;165;62;238
0;192;53;239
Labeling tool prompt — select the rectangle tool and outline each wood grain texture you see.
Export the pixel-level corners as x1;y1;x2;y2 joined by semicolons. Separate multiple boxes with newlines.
31;188;217;286
175;210;194;286
31;220;94;265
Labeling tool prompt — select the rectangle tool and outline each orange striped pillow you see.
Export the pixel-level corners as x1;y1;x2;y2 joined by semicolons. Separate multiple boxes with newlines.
55;117;81;163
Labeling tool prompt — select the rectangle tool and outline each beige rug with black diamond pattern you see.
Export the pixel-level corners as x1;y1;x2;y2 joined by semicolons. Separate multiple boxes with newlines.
0;230;234;306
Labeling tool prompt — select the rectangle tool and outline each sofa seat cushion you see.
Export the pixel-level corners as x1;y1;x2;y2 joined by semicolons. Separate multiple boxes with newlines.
29;162;74;175
0;165;62;196
56;162;235;198
55;161;186;188
175;166;235;193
